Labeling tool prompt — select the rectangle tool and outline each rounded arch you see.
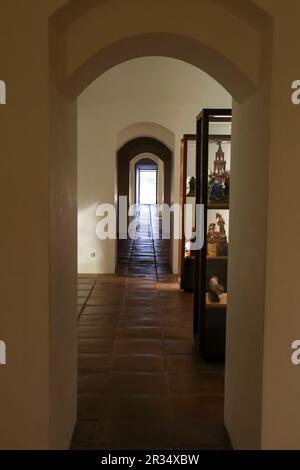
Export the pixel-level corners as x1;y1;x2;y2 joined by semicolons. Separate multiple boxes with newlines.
50;0;272;103
60;33;255;103
118;136;172;206
117;122;175;154
131;153;162;167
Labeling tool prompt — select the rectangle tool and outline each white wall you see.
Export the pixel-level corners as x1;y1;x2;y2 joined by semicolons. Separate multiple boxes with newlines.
78;57;231;273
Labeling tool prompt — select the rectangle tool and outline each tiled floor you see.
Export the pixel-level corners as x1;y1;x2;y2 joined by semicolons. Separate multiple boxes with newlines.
72;205;230;450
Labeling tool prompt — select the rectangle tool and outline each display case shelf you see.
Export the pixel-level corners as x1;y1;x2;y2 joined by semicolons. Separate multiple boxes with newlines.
208;201;229;210
206;293;227;308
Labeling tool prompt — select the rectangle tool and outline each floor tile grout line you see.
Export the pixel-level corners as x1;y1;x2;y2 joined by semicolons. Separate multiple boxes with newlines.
78;278;98;322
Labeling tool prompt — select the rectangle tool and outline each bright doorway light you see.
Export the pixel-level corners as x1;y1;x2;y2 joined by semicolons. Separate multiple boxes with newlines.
138;170;157;204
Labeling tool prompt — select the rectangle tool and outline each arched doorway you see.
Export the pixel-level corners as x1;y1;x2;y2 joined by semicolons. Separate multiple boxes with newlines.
117;137;172;272
135;158;158;205
131;155;163;206
117;137;172;207
48;0;273;450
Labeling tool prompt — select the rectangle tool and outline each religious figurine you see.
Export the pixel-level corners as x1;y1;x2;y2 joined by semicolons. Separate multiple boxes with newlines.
216;213;228;255
186;176;196;197
207;213;228;256
216;213;226;240
209;177;225;201
207;223;218;243
208;276;225;302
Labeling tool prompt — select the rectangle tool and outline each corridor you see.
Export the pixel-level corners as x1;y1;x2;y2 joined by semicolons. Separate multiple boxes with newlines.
72;205;229;450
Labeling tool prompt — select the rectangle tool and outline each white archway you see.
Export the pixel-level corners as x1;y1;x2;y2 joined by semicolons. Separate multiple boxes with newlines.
117;122;175;154
129;153;164;207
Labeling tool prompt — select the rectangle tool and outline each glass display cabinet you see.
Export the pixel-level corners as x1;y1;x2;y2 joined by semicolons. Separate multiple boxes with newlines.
194;109;232;359
179;134;196;292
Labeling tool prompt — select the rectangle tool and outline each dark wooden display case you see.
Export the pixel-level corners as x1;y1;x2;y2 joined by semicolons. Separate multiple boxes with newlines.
193;109;232;359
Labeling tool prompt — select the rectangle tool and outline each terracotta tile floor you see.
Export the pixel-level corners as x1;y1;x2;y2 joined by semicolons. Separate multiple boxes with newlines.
72;205;230;450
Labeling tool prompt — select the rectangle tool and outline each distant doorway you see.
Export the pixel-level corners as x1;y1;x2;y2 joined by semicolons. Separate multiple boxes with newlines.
136;165;158;205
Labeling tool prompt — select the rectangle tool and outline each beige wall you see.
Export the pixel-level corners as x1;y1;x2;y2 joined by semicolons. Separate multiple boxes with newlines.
256;0;300;449
0;0;51;450
1;0;300;450
78;57;231;274
0;0;75;450
225;81;271;448
57;0;261;101
49;58;78;449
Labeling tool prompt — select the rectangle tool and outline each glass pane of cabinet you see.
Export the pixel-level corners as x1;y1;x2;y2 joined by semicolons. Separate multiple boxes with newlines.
180;135;196;292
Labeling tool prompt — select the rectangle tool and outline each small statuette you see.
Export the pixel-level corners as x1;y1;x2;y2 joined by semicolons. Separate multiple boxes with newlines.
207;223;218;243
208;176;224;201
216;213;226;240
186;176;196;197
207;213;228;256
